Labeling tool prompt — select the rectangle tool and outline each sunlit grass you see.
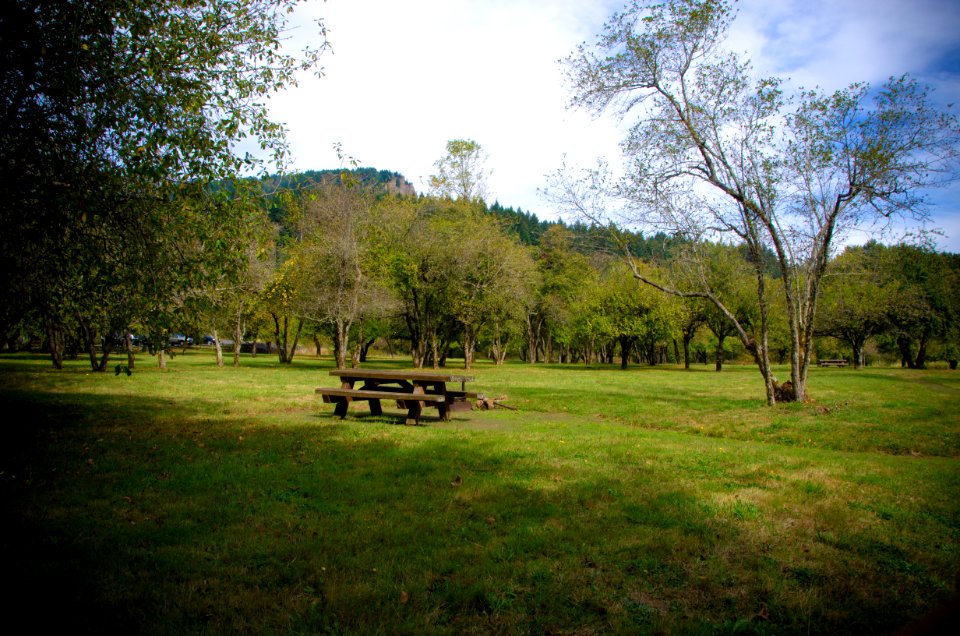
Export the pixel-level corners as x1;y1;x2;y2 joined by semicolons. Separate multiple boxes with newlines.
2;350;958;634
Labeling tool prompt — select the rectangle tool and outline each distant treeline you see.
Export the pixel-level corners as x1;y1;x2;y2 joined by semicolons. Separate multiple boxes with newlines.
257;168;780;275
261;167;778;268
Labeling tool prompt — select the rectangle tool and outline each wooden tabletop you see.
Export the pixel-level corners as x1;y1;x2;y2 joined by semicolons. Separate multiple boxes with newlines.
329;368;475;383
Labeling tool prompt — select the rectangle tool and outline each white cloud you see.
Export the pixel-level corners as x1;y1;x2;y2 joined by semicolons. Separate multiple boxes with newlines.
271;0;624;208
271;0;960;250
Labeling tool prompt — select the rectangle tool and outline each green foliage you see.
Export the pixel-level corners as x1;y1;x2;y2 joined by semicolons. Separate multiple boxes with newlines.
0;0;324;369
429;139;490;202
577;261;680;367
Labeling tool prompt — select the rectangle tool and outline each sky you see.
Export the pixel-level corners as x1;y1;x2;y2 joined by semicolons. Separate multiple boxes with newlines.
269;0;960;251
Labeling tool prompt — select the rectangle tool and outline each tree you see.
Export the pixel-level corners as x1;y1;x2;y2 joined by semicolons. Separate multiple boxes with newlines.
581;260;679;369
526;226;594;364
445;208;536;369
214;226;275;368
428;139;490;203
676;299;707;369
875;245;959;369
559;0;960;403
0;0;326;369
292;179;394;369
816;246;895;368
377;198;460;368
672;243;756;372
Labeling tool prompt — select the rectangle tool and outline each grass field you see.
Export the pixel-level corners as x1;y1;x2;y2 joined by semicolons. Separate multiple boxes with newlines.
2;351;958;634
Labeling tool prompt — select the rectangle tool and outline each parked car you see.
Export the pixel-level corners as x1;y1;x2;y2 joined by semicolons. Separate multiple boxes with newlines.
169;334;193;347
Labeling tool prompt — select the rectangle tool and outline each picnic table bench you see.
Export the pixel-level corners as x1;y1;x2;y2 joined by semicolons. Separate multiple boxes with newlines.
817;359;848;367
316;368;476;425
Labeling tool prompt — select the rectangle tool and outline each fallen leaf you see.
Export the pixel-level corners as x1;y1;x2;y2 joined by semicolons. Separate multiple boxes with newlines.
451;475;462;487
399;591;409;605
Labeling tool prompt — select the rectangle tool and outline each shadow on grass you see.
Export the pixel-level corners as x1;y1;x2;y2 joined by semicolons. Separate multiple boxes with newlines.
1;376;955;634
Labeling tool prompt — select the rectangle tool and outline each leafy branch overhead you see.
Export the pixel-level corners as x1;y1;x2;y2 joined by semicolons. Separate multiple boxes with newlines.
0;0;326;370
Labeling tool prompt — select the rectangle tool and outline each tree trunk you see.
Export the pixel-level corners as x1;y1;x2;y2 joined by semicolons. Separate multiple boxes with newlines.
44;314;65;370
213;330;224;368
430;331;440;370
233;323;242;367
491;320;509;365
715;335;725;372
80;321;111;372
272;314;301;364
125;332;136;370
158;348;167;370
351;320;363;367
682;335;692;370
334;321;350;369
463;325;477;370
288;321;302;364
273;313;288;363
351;340;362;368
851;336;865;370
359;338;375;362
619;335;632;370
406;313;427;368
755;269;777;405
915;332;929;369
82;323;99;371
897;336;916;369
439;343;450;368
525;314;541;365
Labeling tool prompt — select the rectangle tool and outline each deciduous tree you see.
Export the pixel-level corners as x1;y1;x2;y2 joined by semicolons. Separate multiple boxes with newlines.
428;139;490;203
293;179;394;369
0;0;325;369
559;0;960;403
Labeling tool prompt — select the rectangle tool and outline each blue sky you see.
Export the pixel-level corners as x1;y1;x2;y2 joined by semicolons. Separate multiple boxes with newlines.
272;0;960;251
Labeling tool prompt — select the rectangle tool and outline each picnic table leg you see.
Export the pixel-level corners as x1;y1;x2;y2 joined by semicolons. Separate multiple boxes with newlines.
334;380;354;418
437;387;450;421
439;383;452;421
358;380;384;417
405;400;422;425
405;385;426;425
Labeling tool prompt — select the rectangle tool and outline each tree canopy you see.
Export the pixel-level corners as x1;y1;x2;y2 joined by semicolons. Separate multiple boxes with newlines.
0;0;325;369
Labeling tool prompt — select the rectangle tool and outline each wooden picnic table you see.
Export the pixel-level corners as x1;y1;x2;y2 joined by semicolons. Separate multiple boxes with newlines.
817;359;848;367
316;368;476;425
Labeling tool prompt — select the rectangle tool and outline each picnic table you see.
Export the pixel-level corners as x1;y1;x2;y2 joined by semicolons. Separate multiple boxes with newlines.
316;368;476;425
817;359;848;367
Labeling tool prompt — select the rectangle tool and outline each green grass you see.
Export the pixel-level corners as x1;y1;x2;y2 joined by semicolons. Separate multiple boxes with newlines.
2;351;959;634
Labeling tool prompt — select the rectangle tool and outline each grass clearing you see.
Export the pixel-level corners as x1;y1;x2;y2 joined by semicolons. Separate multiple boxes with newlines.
2;352;959;633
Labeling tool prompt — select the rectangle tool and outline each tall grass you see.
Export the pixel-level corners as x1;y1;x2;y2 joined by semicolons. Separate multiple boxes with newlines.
2;351;958;634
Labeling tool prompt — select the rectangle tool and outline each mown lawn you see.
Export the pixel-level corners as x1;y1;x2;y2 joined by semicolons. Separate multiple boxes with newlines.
2;351;958;634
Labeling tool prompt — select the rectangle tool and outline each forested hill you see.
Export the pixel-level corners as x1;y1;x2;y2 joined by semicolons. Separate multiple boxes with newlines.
487;201;553;245
262;168;416;196
262;168;709;265
486;200;691;264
